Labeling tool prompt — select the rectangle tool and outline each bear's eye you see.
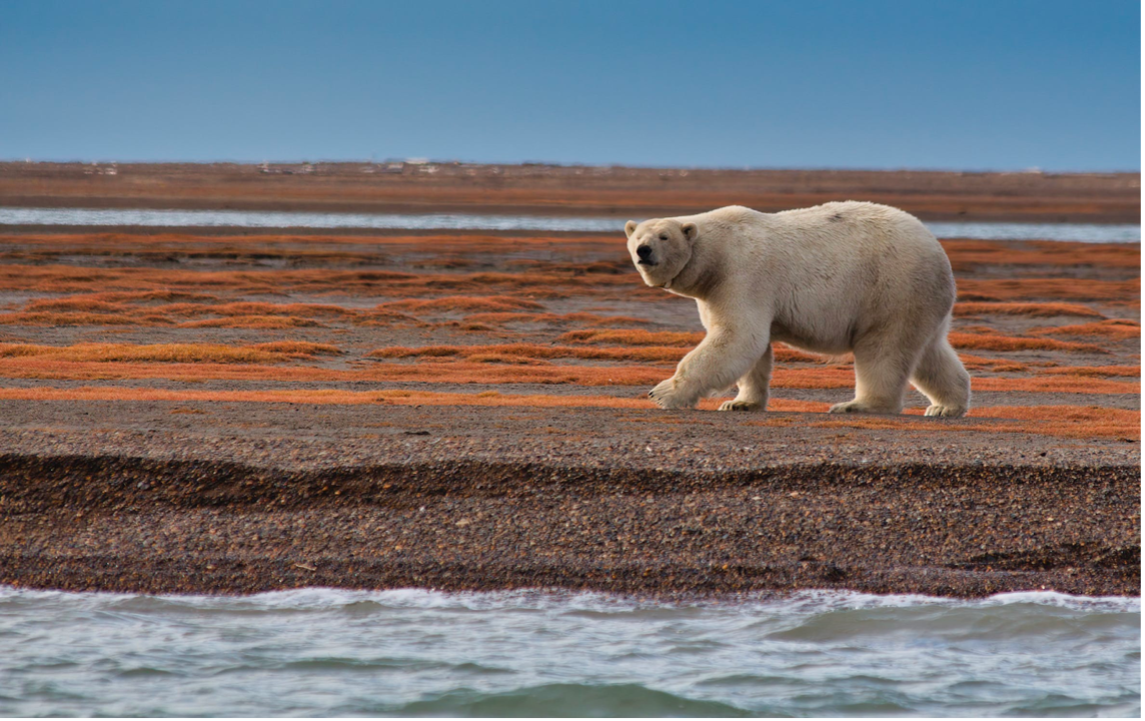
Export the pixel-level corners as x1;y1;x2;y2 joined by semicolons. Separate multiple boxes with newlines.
658;234;668;241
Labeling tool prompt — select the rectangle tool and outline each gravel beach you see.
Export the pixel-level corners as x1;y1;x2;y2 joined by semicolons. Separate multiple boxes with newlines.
1;401;1138;598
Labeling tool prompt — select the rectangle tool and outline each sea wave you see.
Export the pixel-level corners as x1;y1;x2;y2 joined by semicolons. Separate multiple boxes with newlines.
2;585;1136;613
1;586;1137;716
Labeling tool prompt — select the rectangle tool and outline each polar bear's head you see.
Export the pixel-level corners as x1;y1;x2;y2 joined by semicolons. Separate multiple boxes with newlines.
624;218;698;289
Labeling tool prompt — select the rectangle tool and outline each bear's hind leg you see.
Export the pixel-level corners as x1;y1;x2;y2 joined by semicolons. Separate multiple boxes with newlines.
719;344;773;411
829;337;915;415
910;333;971;417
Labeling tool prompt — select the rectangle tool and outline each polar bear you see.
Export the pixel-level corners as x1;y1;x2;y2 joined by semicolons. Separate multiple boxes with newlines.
625;201;970;417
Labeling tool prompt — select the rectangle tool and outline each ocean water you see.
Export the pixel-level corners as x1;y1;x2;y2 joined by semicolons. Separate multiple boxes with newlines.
0;206;1139;242
0;587;1138;717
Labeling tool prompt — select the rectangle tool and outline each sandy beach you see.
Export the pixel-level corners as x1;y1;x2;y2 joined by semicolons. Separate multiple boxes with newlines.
0;163;1138;598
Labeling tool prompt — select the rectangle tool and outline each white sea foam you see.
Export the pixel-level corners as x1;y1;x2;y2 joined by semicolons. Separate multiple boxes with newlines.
3;585;1136;613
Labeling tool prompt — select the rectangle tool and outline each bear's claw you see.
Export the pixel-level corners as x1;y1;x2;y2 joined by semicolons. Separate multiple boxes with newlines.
718;400;763;412
828;400;901;415
925;404;967;418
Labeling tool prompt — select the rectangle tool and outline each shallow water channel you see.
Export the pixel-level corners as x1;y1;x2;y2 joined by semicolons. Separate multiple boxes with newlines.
0;206;1140;242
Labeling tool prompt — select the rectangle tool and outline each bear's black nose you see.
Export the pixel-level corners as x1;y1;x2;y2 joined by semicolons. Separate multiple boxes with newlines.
636;245;653;260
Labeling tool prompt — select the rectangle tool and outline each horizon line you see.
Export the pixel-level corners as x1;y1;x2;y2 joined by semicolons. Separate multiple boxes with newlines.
1;157;1140;175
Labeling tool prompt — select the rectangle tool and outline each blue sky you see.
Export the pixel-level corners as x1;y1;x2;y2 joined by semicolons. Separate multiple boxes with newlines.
0;0;1139;170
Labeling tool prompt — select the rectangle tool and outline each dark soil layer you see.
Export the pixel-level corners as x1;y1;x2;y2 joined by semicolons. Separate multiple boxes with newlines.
1;437;1137;598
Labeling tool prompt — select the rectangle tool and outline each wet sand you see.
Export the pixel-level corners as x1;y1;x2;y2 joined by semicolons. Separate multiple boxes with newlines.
0;167;1139;597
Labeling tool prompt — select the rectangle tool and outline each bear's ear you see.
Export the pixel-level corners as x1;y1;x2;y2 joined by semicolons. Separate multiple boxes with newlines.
681;222;698;241
624;220;638;237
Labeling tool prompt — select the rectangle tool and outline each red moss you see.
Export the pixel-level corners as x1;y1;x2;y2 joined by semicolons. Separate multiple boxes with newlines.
1030;319;1140;340
466;312;651;327
942;240;1139;271
0;386;666;410
0;312;170;326
953;302;1104;319
947;332;1107;354
956;354;1030;372
803;405;1138;439
368;343;686;363
559;329;703;347
0;384;1133;439
249;342;342;357
379;296;544;312
971;376;1137;394
0;342;337;364
956;278;1139;302
1036;365;1140;378
180;316;325;329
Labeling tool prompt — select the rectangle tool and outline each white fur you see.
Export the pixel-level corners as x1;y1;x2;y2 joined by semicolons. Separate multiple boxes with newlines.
625;201;971;417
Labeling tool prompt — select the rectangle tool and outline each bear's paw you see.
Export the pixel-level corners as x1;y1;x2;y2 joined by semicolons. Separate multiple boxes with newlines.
924;404;967;418
718;400;764;412
648;378;697;410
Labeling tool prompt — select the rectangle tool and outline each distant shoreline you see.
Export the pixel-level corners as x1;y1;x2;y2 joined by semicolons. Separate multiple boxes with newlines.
1;161;1138;224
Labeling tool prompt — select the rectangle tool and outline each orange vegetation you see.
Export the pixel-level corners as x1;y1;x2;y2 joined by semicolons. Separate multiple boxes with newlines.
1;230;1136;448
0;342;339;364
955;278;1139;302
0;385;666;410
1036;365;1140;378
557;329;834;362
801;405;1138;440
559;329;703;346
378;296;543;312
0;265;439;295
2;232;616;251
1030;319;1140;340
966;405;1139;439
947;332;1107;354
941;240;1139;271
244;341;341;356
952;302;1104;318
11;353;1135;394
0;357;669;386
43;263;1145;303
956;354;1029;372
2;297;437;328
23;290;221;310
368;343;845;370
368;343;686;363
0;383;1135;440
0;355;847;388
156;301;360;318
465;312;651;327
969;376;1137;394
179;316;326;329
7;233;1134;266
0;311;171;326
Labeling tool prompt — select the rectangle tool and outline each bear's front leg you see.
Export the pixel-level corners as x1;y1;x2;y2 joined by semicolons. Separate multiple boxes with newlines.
649;327;767;410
